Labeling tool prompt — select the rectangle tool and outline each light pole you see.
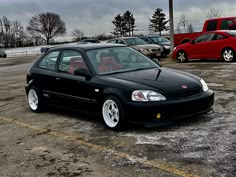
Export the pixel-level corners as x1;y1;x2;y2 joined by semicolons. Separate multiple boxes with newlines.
169;0;174;52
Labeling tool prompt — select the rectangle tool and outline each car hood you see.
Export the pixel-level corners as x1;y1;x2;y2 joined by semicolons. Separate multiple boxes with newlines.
159;42;170;46
133;44;161;49
107;67;201;95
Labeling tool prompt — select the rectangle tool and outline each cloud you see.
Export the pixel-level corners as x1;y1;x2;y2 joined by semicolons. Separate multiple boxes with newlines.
0;0;235;36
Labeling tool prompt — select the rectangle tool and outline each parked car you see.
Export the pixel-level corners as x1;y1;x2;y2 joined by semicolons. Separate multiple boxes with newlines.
107;37;163;59
174;16;236;46
78;39;100;44
140;35;170;57
172;30;236;62
25;43;214;130
0;49;7;58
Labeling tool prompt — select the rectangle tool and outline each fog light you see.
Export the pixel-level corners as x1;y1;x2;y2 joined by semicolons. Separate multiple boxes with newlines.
156;113;161;120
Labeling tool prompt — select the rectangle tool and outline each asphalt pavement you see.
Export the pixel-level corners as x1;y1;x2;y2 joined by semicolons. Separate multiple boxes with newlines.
0;55;235;177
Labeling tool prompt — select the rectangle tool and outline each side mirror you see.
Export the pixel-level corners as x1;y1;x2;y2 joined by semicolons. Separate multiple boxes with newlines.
74;68;91;80
152;58;161;66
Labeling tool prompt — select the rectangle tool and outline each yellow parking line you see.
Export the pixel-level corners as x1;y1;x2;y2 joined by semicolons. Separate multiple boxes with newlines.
0;116;199;177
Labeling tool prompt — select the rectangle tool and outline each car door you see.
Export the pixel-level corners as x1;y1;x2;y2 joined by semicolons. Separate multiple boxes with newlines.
206;33;228;58
55;49;99;112
32;50;61;98
189;33;215;59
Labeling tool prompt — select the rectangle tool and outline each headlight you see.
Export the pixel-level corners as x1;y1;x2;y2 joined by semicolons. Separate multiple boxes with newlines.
200;79;209;92
132;90;166;102
164;45;170;49
139;48;149;53
173;47;176;51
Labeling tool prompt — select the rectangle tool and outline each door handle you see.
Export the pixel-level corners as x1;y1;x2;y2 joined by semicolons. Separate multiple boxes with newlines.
55;77;61;81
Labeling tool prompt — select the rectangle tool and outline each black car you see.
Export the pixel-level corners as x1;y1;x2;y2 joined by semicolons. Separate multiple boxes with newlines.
0;49;7;58
25;43;214;130
140;36;170;57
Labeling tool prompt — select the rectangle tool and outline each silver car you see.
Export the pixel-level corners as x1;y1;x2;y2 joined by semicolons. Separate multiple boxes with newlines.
107;37;163;59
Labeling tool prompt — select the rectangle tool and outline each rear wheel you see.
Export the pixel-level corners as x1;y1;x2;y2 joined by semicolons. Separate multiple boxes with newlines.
222;48;235;62
102;96;126;130
28;86;44;112
177;50;188;63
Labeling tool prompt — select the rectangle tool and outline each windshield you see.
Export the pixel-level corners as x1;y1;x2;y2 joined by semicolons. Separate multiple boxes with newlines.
86;46;158;75
226;31;236;37
123;38;147;46
150;36;170;43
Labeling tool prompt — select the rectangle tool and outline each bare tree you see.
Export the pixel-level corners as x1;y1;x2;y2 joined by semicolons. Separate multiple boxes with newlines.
175;23;182;34
178;14;189;33
187;23;194;33
27;12;66;44
0;17;26;47
72;28;84;41
207;9;221;19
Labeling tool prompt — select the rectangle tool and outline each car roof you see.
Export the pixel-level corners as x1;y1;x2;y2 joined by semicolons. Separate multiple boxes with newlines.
112;37;139;40
48;43;126;51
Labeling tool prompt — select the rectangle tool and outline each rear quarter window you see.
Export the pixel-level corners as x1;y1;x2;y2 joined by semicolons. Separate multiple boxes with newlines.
38;51;60;71
206;20;218;31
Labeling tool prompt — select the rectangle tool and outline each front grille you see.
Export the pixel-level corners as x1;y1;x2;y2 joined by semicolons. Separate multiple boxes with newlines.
151;49;160;52
172;88;202;98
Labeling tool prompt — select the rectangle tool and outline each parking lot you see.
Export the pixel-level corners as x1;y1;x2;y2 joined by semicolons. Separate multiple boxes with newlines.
0;55;235;177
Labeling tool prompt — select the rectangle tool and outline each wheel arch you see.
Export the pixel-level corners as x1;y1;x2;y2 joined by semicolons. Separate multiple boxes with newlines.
98;87;129;106
26;79;42;94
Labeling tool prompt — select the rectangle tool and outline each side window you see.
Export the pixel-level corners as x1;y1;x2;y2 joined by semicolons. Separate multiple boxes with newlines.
117;40;126;45
59;50;87;74
142;38;149;43
206;20;218;31
214;34;227;40
220;20;233;30
107;40;117;44
38;51;59;71
194;33;214;44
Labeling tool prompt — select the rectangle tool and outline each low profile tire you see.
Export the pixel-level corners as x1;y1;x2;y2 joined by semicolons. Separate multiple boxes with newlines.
177;50;188;63
222;48;235;62
102;96;126;130
28;86;44;112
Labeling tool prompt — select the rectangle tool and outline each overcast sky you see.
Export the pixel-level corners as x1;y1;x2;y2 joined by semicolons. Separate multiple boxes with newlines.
1;0;236;37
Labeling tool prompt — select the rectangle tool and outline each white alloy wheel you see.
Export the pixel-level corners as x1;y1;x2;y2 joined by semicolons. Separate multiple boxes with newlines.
177;51;187;63
102;99;120;128
28;88;39;111
222;49;234;62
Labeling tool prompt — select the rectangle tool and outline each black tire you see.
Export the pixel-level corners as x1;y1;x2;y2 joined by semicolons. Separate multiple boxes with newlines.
177;50;188;63
222;48;235;62
27;86;44;112
3;54;7;58
102;96;127;130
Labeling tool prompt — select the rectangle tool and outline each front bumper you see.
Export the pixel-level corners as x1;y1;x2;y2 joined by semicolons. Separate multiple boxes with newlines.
143;51;162;59
125;90;214;125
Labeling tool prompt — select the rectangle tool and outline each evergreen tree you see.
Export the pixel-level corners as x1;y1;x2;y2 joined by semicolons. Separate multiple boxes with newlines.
149;8;169;35
112;14;123;36
112;11;136;37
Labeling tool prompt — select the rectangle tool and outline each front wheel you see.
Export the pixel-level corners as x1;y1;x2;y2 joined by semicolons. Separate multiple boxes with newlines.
28;86;44;112
102;96;126;130
222;48;235;62
177;50;188;63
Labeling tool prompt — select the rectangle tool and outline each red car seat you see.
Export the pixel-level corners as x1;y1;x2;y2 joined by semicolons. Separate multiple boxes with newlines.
98;55;122;73
68;57;87;74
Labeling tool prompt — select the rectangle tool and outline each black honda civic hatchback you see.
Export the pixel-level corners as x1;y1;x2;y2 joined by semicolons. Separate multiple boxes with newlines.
25;43;214;130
